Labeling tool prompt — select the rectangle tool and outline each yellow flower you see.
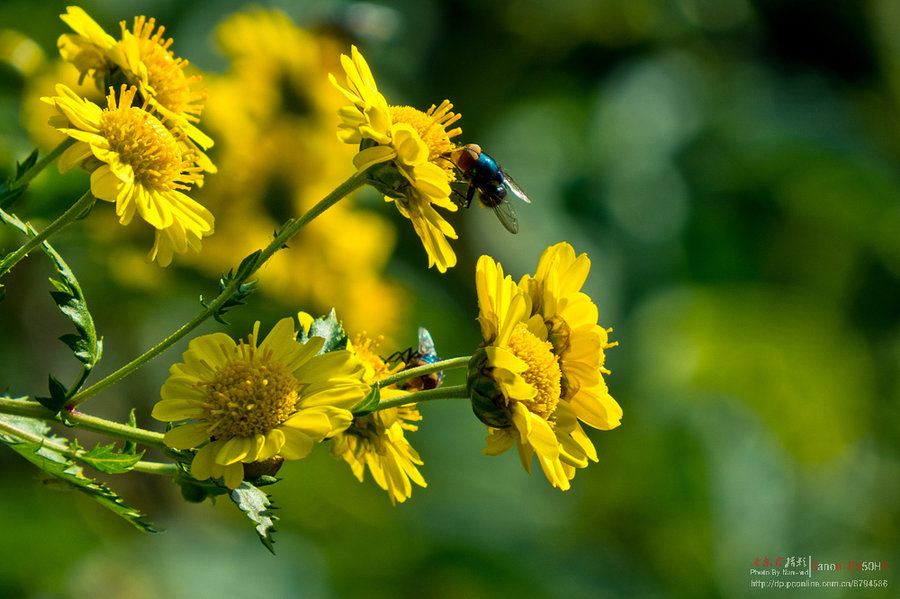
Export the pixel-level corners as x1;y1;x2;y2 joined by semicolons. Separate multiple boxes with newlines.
58;6;214;173
152;318;370;490
328;330;426;504
519;242;622;431
468;244;621;490
330;45;462;273
42;83;213;265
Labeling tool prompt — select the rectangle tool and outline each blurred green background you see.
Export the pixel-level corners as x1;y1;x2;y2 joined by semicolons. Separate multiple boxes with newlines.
1;0;899;597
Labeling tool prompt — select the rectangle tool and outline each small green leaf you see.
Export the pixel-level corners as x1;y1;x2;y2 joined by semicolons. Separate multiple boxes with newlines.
36;375;68;413
123;409;138;455
352;385;380;416
0;150;39;208
76;442;145;474
298;309;348;353
200;252;261;325
230;482;278;554
16;150;39;177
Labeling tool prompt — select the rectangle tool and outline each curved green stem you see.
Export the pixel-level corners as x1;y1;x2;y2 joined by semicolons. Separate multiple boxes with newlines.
0;397;165;448
67;169;370;407
375;355;471;389
64;409;166;448
371;384;469;412
0;190;94;277
1;139;76;209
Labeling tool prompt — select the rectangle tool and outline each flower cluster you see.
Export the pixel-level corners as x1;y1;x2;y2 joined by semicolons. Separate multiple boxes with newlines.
42;7;215;265
0;6;624;546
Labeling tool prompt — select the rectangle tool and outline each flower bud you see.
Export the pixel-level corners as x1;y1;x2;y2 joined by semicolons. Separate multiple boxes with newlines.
466;348;513;429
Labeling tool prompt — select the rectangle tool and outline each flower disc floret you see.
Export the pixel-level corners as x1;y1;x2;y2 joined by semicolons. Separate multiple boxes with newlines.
507;323;562;421
201;358;298;439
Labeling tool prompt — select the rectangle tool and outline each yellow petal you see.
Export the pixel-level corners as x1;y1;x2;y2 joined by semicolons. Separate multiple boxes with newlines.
278;427;315;460
216;436;252;465
190;443;219;481
151;399;204;422
163;423;209;450
223;463;244;489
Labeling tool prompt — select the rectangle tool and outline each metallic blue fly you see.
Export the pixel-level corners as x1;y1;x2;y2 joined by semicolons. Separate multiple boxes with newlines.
447;143;531;234
390;327;444;391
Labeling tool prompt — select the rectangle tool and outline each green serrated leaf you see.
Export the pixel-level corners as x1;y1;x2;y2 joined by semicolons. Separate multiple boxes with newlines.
77;442;145;474
230;482;278;554
299;309;348;353
352;385;380;416
0;403;159;532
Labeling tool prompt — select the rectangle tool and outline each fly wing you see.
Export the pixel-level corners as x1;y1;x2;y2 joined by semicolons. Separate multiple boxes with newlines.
449;181;473;208
499;167;530;204
417;327;438;361
489;195;519;234
417;326;444;384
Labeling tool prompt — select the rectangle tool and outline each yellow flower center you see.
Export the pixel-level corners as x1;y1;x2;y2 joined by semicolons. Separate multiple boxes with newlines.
199;356;299;439
122;16;205;120
389;100;462;174
507;323;562;421
97;88;197;191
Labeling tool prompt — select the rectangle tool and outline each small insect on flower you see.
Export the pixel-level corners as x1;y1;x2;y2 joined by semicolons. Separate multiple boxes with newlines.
447;143;530;234
389;327;444;391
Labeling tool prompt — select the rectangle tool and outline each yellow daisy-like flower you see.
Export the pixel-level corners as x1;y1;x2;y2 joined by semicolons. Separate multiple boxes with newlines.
468;244;622;490
152;318;370;490
327;329;426;504
330;45;462;273
42;83;213;265
58;6;214;173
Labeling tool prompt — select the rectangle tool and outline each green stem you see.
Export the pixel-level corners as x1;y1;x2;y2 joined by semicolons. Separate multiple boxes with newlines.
64;410;166;449
0;190;94;277
1;139;76;209
0;397;166;449
375;356;471;389
370;384;469;412
66;169;370;407
130;461;180;477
